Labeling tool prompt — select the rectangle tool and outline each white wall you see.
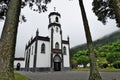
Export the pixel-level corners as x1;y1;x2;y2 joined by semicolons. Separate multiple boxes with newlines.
49;15;61;24
14;60;25;68
29;42;35;68
49;14;62;49
63;44;70;67
53;26;62;49
36;40;50;67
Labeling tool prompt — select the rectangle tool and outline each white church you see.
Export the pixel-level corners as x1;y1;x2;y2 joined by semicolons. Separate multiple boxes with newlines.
14;11;71;71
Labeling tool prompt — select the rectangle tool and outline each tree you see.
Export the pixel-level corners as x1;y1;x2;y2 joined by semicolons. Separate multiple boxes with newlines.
77;55;89;68
78;0;102;80
0;0;51;80
0;0;21;79
113;61;120;69
71;59;78;68
92;0;120;27
106;52;120;64
0;0;51;20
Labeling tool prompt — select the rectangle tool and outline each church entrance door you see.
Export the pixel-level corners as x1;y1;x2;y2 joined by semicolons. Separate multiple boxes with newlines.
54;62;61;71
53;55;61;71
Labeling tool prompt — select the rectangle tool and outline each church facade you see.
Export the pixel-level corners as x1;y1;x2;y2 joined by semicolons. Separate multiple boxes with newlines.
14;11;71;71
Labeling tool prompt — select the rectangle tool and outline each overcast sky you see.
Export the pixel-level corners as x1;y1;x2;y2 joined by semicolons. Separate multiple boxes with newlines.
0;0;119;57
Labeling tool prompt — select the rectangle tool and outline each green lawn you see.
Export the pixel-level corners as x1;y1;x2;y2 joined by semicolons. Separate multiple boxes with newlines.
73;67;120;72
15;72;31;80
99;67;120;72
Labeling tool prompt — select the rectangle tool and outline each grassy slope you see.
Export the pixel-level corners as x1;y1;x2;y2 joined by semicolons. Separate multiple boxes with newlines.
15;72;31;80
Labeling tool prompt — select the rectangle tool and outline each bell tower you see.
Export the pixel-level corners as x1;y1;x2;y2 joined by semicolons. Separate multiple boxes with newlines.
48;10;63;71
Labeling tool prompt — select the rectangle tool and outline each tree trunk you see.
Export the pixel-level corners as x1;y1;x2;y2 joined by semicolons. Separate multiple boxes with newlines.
78;0;102;80
0;0;21;80
111;0;120;27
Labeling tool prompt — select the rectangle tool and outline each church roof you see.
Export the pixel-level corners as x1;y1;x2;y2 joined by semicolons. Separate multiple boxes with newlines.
48;12;61;18
26;36;50;49
37;36;49;41
26;36;69;50
62;40;69;44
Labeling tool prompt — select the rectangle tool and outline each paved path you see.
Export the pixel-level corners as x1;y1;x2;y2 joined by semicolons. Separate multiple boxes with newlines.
18;71;120;80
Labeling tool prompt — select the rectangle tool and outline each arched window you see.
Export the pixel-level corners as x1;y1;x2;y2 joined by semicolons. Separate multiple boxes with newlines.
55;42;59;49
16;63;21;71
51;28;54;33
63;46;66;55
56;17;58;22
41;43;45;53
56;27;58;32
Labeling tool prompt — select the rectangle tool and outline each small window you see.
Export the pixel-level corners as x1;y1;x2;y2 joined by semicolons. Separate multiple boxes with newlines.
56;27;58;32
41;43;45;53
55;42;59;49
29;48;31;55
51;28;54;33
56;17;58;22
63;46;66;55
49;18;51;23
31;46;33;55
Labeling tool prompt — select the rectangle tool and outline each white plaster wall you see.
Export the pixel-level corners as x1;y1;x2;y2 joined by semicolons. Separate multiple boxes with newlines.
14;60;25;68
29;42;35;68
63;44;70;67
48;27;52;39
48;26;62;49
50;15;61;24
36;40;50;67
53;26;62;49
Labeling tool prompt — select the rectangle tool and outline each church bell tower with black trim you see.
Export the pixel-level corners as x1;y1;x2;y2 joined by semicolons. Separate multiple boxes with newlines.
48;10;63;71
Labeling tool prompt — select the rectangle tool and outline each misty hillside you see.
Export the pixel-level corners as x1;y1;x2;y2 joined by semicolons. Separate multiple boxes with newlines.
70;30;120;57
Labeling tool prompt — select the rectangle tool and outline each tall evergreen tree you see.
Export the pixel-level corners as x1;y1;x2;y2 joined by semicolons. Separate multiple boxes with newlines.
78;0;102;80
0;0;51;80
92;0;120;27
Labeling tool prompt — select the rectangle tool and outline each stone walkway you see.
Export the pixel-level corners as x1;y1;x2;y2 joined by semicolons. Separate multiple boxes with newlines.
18;71;120;80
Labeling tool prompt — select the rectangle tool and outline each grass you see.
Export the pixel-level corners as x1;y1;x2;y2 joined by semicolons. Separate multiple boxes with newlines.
72;67;120;72
99;67;120;72
15;72;31;80
73;67;90;71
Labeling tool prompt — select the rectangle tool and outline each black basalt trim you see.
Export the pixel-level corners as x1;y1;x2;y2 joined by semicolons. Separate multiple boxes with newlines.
14;58;24;61
14;68;25;71
26;36;50;49
37;36;50;41
62;40;69;44
63;67;71;71
36;67;51;72
49;12;61;18
48;23;61;29
28;67;51;72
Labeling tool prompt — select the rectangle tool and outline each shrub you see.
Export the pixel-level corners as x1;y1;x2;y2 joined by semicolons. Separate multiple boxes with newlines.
71;59;78;68
113;61;120;69
77;55;89;68
102;63;108;68
99;63;108;68
106;52;120;64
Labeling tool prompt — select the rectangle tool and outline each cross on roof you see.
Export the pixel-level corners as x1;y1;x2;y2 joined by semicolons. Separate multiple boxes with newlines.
54;7;56;11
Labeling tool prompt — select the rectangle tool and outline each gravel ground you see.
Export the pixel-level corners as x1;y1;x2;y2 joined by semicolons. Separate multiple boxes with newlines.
17;71;120;80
